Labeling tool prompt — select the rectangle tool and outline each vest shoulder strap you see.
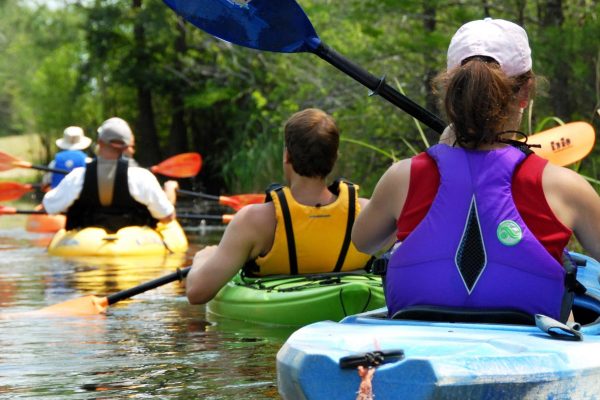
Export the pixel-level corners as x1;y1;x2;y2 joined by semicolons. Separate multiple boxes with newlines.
79;158;100;205
333;180;356;272
112;158;132;206
263;183;283;203
272;186;298;275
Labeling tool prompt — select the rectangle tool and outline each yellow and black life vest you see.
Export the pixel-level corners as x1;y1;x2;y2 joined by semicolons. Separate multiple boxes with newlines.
246;179;372;276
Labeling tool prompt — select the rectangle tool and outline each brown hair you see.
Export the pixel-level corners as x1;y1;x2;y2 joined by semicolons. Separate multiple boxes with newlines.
284;108;339;178
432;56;534;148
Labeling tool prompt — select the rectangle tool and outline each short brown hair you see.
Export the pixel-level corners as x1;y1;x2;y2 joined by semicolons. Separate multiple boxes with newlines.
284;108;339;178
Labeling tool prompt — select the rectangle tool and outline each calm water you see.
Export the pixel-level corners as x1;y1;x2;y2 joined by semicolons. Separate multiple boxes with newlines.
0;215;294;399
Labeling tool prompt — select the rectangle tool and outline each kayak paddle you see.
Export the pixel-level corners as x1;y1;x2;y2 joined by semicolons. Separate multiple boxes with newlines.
176;189;265;210
176;212;234;224
0;151;69;174
526;122;595;166
161;0;597;165
150;152;202;178
161;0;446;133
2;267;192;317
0;205;232;223
0;151;202;179
0;182;39;201
0;205;47;215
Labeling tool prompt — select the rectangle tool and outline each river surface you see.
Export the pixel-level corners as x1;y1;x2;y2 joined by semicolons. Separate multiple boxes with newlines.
0;214;295;399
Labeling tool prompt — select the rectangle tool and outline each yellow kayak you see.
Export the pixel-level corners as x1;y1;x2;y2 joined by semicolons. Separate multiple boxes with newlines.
47;220;188;257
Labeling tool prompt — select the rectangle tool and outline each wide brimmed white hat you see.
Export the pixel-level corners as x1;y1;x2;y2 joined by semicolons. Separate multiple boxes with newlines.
56;126;92;150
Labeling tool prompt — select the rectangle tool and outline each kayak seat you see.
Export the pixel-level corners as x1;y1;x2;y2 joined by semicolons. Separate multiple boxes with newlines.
391;306;535;325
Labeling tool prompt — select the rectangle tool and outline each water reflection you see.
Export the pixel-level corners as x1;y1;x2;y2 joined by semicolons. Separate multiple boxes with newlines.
0;219;285;399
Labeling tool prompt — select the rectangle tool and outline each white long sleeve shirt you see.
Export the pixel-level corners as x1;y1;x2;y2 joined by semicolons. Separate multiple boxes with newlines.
43;166;174;219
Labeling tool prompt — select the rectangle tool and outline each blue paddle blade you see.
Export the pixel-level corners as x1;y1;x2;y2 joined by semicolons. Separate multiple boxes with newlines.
163;0;321;53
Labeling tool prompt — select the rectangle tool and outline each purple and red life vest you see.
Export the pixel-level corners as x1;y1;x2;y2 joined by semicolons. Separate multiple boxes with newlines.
386;144;567;320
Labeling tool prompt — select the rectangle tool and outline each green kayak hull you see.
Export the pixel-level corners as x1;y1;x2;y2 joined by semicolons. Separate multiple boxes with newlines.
207;272;385;326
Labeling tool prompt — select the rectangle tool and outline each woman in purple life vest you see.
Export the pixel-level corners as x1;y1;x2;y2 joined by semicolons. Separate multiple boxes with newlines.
352;18;600;322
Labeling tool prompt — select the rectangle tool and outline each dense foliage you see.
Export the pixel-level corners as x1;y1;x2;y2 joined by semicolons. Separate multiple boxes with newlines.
1;0;599;194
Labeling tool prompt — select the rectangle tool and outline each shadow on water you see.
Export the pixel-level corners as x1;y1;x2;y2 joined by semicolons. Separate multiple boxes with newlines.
0;215;292;399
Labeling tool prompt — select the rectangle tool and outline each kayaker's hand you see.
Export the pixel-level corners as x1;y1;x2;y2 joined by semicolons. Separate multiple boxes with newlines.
163;180;179;205
163;180;179;192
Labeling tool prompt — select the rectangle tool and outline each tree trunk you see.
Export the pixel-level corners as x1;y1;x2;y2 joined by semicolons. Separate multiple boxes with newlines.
539;0;571;119
132;0;161;166
423;1;440;143
168;17;189;156
190;109;227;194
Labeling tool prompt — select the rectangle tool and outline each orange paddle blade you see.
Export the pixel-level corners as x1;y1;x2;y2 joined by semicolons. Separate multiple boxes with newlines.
218;194;266;210
0;151;36;172
227;194;265;207
218;195;242;210
527;122;595;166
1;295;108;319
0;182;35;201
222;214;234;224
25;213;66;233
0;205;18;215
150;152;202;178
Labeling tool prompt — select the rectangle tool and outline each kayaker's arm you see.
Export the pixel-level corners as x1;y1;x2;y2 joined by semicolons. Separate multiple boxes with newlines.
543;163;600;260
186;203;275;304
352;159;411;254
42;167;85;214
128;168;176;222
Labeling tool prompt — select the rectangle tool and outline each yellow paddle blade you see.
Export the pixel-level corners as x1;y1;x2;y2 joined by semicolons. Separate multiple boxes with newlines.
0;295;109;319
36;295;109;315
527;122;595;166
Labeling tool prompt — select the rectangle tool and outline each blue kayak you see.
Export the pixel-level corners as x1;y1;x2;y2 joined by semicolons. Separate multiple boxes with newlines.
277;253;600;399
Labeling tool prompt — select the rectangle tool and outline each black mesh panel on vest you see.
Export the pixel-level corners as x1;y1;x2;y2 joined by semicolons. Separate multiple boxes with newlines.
455;198;487;292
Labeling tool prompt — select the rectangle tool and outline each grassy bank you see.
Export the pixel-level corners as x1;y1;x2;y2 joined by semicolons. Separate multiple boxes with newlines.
0;133;47;182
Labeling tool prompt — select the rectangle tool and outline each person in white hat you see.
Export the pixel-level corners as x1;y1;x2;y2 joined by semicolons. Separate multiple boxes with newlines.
45;126;92;189
43;117;176;232
352;18;600;323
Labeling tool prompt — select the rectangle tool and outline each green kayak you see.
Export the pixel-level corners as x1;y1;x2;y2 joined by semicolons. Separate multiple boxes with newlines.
207;272;384;326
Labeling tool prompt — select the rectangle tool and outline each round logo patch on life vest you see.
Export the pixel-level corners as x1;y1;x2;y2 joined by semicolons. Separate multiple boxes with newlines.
497;220;522;246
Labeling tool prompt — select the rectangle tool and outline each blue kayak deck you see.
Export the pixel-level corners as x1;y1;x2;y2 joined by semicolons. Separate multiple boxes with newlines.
277;253;600;399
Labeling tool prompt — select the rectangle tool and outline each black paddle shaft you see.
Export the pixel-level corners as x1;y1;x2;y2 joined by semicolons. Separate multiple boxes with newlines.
32;164;70;174
107;266;191;305
311;42;446;134
176;189;220;201
9;210;48;215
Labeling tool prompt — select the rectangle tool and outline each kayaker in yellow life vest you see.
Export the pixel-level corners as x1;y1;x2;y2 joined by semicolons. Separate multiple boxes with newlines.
186;108;372;304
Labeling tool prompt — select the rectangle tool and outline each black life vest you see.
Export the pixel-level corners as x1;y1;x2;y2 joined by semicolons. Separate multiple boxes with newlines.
65;158;157;233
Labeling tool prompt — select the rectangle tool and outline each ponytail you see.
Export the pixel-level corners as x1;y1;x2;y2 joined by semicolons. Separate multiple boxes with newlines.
433;56;533;148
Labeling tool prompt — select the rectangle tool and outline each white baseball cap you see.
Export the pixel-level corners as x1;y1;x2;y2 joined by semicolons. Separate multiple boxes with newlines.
56;126;92;150
447;18;532;77
97;117;133;146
